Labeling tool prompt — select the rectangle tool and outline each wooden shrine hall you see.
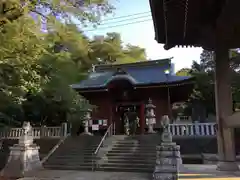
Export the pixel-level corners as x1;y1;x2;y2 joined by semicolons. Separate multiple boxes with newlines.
72;59;194;135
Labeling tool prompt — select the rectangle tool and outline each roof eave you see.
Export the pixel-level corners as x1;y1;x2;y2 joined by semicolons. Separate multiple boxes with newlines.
149;0;160;43
135;77;195;88
72;77;195;91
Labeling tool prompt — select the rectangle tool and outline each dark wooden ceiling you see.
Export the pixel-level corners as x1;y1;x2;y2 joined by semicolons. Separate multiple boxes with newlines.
149;0;240;50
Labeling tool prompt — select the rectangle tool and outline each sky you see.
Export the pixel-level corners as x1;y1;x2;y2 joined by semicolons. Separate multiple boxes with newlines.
84;0;203;72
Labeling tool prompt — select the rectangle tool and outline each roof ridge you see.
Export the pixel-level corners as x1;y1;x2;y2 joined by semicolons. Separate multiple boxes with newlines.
95;58;172;72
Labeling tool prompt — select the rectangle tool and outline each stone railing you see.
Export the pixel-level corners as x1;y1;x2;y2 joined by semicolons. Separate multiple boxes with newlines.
0;123;67;139
169;122;216;137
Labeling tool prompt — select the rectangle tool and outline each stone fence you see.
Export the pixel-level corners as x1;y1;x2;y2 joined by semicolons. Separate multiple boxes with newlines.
169;122;216;137
0;123;68;139
0;122;217;139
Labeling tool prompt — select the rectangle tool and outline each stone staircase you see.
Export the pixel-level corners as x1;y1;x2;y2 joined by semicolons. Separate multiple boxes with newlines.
98;134;161;172
43;135;102;170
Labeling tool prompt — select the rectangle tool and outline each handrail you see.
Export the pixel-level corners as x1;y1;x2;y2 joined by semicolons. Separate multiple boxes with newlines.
92;123;114;171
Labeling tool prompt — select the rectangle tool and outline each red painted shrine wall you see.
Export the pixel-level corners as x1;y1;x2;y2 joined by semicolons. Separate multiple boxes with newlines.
80;84;191;129
81;87;171;128
83;92;111;127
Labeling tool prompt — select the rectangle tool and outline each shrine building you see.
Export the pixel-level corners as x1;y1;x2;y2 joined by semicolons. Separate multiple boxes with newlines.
72;59;194;135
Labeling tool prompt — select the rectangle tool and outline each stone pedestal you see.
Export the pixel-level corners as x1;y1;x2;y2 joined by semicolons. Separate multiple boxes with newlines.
148;123;155;133
1;122;42;178
153;115;182;180
1;144;42;178
153;142;181;180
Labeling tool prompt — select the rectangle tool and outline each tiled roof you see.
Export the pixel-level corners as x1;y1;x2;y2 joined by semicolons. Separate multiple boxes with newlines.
71;59;193;90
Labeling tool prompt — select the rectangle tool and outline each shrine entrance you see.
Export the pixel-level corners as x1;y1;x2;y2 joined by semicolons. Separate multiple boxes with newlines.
116;104;141;135
107;70;146;135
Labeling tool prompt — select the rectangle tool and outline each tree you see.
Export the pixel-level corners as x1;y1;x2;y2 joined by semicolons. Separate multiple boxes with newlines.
0;0;147;127
183;49;240;118
0;0;113;26
90;33;147;64
0;0;146;128
176;68;191;76
0;0;112;126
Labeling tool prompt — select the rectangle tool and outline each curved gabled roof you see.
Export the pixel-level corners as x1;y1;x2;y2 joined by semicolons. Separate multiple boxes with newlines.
71;59;194;90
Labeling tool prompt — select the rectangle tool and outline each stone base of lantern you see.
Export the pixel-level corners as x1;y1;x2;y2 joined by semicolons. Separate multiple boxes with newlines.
153;142;182;180
1;143;43;178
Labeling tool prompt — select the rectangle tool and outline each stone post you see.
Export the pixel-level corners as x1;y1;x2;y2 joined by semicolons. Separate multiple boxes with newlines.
1;122;42;178
40;125;47;138
82;109;92;136
153;115;182;180
61;122;68;137
146;98;156;133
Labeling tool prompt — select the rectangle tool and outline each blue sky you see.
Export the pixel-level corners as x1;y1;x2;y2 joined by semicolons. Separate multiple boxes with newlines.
84;0;202;72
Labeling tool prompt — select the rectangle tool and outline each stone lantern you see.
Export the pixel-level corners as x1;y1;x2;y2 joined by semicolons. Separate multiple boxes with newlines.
82;109;92;135
145;98;156;133
1;122;42;178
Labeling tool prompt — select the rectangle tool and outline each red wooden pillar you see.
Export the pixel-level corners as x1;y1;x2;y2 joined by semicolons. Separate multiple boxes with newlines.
140;102;145;134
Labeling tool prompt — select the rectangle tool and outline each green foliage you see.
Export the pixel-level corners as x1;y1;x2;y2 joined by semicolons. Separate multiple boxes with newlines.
0;0;114;25
0;0;147;127
176;68;191;76
90;33;147;64
183;49;240;116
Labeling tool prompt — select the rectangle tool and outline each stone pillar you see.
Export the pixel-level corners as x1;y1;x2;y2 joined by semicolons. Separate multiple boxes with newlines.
146;98;156;133
214;47;239;171
40;125;47;138
1;122;42;178
153;115;182;180
61;122;68;137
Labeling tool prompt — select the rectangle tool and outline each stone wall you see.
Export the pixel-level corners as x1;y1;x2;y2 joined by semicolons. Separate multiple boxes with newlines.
174;137;217;155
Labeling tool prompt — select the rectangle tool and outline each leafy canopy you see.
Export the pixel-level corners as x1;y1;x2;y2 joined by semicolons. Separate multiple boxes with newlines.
0;0;147;127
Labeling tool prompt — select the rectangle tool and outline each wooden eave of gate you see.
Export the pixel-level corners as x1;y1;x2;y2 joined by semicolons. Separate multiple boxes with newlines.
150;0;240;50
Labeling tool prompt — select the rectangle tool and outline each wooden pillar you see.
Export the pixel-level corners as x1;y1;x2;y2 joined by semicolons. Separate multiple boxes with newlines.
140;102;145;134
214;47;239;171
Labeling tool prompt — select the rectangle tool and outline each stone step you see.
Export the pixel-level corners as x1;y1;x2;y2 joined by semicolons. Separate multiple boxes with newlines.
112;145;156;148
97;166;153;173
109;149;156;153
44;164;93;171
55;148;97;152
44;161;94;166
106;156;156;160
107;152;156;157
113;144;157;148
56;145;98;149
99;164;154;172
49;152;94;157
106;159;155;164
46;156;96;162
59;151;95;154
107;157;155;161
47;155;96;159
43;159;96;166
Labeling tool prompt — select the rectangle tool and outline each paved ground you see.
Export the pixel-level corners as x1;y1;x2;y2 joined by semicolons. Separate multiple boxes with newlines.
17;165;240;180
